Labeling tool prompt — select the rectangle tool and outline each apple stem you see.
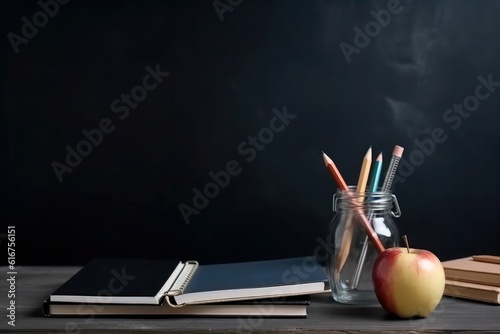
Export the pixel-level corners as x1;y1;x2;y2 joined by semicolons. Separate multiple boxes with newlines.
402;235;410;253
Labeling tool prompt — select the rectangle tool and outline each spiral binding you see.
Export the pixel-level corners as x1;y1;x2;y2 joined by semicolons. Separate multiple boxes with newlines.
169;261;198;295
164;261;198;307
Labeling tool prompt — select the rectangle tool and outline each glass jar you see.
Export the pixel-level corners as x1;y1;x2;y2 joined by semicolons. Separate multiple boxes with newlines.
326;186;400;305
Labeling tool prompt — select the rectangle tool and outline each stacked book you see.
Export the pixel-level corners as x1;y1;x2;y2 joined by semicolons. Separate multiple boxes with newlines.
43;256;331;318
441;255;500;304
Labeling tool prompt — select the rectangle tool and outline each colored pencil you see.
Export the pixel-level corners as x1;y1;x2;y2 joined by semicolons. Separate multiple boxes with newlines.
322;152;348;190
368;152;383;193
336;147;372;273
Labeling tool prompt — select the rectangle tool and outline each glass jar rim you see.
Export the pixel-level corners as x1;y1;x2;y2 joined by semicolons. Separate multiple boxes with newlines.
334;186;393;211
335;185;392;196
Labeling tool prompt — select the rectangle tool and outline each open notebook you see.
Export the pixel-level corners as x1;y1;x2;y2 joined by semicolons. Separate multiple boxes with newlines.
43;296;311;317
47;256;330;308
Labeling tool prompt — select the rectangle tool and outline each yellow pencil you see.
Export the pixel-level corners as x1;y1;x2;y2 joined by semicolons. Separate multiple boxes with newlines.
336;146;372;273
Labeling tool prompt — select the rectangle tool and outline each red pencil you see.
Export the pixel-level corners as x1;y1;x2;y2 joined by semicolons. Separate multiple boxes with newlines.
322;151;385;253
322;152;348;190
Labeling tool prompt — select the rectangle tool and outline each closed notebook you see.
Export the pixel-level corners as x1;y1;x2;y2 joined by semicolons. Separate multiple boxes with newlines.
441;256;500;287
48;256;330;307
444;279;500;304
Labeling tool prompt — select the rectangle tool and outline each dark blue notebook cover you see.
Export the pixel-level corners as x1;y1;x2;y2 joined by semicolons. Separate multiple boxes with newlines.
50;258;181;304
176;256;328;303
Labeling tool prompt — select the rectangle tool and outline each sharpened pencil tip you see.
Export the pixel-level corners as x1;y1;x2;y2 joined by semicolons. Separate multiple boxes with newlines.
322;151;331;166
365;146;372;159
376;152;383;161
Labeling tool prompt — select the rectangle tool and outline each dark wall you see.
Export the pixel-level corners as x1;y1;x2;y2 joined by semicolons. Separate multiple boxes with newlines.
3;0;500;265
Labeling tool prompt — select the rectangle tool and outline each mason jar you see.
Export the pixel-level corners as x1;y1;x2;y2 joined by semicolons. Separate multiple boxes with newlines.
326;186;401;305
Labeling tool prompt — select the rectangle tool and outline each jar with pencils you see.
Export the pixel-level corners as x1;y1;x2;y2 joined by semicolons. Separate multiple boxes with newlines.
326;186;401;305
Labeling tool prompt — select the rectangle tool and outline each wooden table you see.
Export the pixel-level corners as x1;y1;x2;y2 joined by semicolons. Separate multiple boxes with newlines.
1;266;499;333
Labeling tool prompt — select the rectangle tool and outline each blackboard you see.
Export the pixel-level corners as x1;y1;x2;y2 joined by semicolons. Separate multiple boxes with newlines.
3;0;500;265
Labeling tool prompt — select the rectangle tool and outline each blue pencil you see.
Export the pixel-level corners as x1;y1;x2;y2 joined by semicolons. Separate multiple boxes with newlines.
368;152;383;193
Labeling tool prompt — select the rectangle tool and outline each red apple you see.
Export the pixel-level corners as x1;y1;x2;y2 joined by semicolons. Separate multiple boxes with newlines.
372;236;445;318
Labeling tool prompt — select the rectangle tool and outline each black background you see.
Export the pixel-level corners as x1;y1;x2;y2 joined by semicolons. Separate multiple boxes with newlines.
3;0;500;265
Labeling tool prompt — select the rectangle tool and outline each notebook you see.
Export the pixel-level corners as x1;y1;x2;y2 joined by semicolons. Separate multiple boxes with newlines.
43;296;310;317
444;279;500;304
441;255;500;287
48;256;330;307
48;258;185;304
